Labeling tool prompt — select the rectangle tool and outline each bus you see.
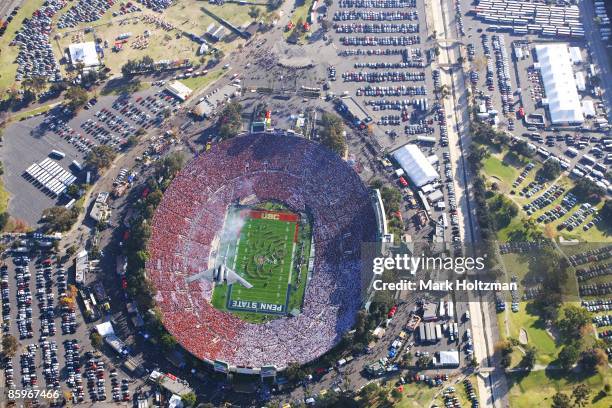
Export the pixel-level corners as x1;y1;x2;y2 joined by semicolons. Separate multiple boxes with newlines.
71;160;82;171
50;150;65;159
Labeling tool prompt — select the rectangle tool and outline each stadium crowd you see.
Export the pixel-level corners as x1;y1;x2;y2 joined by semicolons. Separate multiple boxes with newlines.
146;134;378;368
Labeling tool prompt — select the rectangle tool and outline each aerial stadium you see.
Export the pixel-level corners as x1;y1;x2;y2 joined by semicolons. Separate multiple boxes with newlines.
146;134;378;371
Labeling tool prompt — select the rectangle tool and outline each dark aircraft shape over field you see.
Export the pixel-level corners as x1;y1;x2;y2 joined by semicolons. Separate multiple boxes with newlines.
186;264;253;289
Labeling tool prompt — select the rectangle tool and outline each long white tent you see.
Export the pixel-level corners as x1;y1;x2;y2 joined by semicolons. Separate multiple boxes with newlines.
535;43;584;124
392;144;438;187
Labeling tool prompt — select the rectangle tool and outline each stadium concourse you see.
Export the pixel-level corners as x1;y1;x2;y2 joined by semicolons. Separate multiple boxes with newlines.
146;134;378;369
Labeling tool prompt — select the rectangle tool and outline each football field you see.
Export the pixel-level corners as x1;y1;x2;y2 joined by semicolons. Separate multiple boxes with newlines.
225;209;299;315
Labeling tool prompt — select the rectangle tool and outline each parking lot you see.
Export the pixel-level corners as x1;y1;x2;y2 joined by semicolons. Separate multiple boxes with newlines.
1;249;135;404
458;0;611;188
322;0;464;247
1;83;183;225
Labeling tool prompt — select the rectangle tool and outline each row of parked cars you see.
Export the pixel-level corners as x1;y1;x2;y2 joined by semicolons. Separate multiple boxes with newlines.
65;339;85;403
576;262;612;282
582;299;612;313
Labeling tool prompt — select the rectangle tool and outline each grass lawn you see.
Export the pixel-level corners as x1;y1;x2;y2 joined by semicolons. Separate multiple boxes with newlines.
495;216;526;242
0;0;47;94
485;166;611;243
432;375;480;408
53;18;199;78
508;369;612;408
100;78;151;96
395;382;439;408
51;1;261;78
180;69;225;92
230;215;296;306
503;302;559;365
0;176;9;214
284;0;315;41
482;155;519;187
11;103;56;121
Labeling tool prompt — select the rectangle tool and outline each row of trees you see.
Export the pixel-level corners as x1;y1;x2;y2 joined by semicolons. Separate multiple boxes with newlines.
319;112;347;156
121;152;185;359
121;55;155;77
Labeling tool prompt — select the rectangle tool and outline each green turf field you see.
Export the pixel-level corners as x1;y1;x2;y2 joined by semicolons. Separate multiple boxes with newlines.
211;206;311;322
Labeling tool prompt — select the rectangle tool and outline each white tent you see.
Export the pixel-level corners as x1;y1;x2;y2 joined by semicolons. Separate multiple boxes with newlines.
569;47;582;64
535;43;584;124
166;81;193;101
582;100;595;118
436;350;460;367
392;144;439;187
68;42;99;67
575;72;586;92
95;321;114;336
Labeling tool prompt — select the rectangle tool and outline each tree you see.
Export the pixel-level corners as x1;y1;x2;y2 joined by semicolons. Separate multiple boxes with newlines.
557;343;580;371
495;339;513;368
390;387;403;401
380;186;402;215
2;334;19;357
248;6;260;19
0;212;9;231
65;86;89;111
181;392;197;407
160;332;177;351
551;392;571;408
66;184;80;198
267;0;283;11
556;305;591;340
513;140;535;158
579;348;607;372
89;332;103;349
416;355;432;369
41;206;80;232
156;152;185;182
359;382;381;402
572;384;590;407
538;159;561;181
85;145;117;171
66;245;77;257
400;352;413;368
600;199;612;228
285;362;307;382
572;178;605;203
217;101;243;139
319;112;346;156
520;346;536;371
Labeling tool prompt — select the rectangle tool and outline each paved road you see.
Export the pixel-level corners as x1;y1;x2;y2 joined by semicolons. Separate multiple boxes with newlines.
0;0;23;22
581;0;612;123
430;0;509;406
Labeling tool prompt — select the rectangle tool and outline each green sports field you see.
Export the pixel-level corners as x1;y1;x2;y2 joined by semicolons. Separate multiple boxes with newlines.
211;206;311;323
